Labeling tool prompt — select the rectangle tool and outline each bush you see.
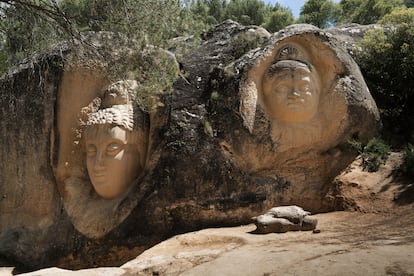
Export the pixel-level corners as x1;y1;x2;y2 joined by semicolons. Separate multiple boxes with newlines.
401;144;414;177
362;138;391;172
350;138;391;172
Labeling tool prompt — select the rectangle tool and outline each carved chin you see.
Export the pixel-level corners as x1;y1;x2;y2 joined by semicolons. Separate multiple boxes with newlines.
270;107;318;123
91;181;125;199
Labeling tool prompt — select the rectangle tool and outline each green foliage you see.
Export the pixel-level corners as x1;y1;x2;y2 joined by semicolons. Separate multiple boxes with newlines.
298;0;340;28
59;0;89;31
0;50;9;76
128;48;180;111
362;138;391;172
355;9;414;140
406;0;414;8
1;3;64;63
264;5;295;33
225;0;267;26
207;0;226;24
350;138;391;172
188;0;213;34
348;139;363;153
231;29;269;59
339;0;404;24
379;7;414;24
185;0;294;33
66;0;185;47
401;144;414;177
210;91;220;100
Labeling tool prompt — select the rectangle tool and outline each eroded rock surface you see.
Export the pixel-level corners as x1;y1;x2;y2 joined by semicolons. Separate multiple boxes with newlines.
252;206;317;233
0;21;379;270
208;23;379;212
326;23;394;55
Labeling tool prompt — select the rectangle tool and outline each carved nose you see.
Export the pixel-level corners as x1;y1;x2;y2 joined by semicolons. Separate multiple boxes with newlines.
94;151;105;169
288;90;301;98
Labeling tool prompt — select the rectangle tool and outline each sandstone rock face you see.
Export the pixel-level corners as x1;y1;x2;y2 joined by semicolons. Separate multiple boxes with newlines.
0;46;72;267
210;23;379;212
0;22;379;270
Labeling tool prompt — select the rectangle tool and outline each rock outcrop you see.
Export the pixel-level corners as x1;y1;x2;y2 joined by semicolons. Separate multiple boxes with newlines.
0;21;379;270
326;23;394;55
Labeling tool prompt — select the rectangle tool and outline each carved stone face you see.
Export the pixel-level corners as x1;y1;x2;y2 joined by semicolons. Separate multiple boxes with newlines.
84;125;141;199
262;60;320;122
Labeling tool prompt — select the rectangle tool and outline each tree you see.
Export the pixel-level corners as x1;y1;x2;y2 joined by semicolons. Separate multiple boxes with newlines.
339;0;404;24
355;7;414;141
380;6;414;24
406;0;414;8
207;0;226;24
264;4;295;33
0;0;190;70
0;1;73;64
298;0;340;28
225;0;268;26
338;0;363;23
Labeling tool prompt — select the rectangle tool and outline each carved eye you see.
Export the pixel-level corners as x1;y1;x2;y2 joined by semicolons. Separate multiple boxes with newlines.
298;81;311;93
275;84;290;94
86;144;97;157
106;142;123;156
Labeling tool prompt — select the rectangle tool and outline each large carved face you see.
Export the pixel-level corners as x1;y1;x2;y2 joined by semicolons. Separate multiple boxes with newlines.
262;60;320;123
84;124;141;199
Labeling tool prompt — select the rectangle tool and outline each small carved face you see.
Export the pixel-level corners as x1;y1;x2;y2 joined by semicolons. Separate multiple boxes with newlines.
263;60;320;122
84;125;141;199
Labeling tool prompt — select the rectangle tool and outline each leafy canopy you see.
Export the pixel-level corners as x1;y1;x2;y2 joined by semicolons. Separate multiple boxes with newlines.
339;0;405;24
355;7;414;141
298;0;340;28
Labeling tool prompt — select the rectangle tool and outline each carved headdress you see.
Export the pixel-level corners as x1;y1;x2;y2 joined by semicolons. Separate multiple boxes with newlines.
83;80;138;131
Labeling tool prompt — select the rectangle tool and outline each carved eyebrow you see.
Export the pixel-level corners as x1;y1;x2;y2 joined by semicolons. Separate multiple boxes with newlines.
105;138;127;146
267;65;313;79
293;67;312;75
84;138;127;149
267;66;291;77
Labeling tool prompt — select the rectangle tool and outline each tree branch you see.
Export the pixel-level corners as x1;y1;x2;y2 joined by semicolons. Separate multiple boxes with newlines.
0;0;80;39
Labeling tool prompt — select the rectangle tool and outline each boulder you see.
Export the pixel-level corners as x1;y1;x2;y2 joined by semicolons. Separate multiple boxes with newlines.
0;21;378;270
209;23;380;212
252;206;317;233
326;23;394;56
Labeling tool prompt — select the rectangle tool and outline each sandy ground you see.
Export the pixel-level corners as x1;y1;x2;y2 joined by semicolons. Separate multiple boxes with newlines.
119;208;414;276
2;153;414;276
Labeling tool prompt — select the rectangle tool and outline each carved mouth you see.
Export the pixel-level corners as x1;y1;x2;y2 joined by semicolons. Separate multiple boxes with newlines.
287;100;304;107
93;172;106;179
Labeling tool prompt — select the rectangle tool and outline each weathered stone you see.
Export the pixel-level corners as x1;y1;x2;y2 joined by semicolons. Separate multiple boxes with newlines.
0;21;378;270
210;23;379;212
252;206;317;233
326;23;394;56
0;44;72;268
19;267;125;276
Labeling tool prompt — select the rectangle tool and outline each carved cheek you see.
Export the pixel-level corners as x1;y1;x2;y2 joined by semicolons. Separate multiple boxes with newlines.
275;86;289;97
272;82;291;100
113;149;125;161
104;152;127;178
87;150;106;171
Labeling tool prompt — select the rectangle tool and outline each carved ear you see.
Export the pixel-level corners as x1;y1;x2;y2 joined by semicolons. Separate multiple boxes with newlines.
239;77;258;133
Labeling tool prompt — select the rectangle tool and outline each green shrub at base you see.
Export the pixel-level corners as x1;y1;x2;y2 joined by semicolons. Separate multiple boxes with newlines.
350;138;391;172
401;144;414;177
